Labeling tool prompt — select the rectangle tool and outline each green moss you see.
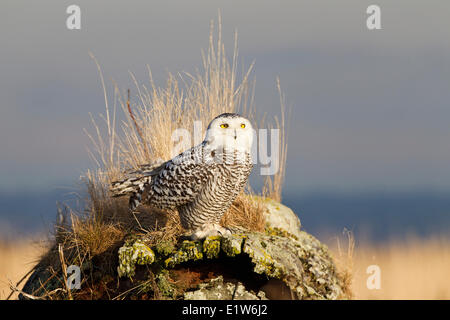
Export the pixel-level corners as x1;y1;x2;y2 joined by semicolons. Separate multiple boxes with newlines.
241;234;288;280
164;240;203;268
221;234;245;257
117;239;155;278
203;236;221;259
156;270;175;298
155;239;176;256
247;246;283;279
265;226;299;241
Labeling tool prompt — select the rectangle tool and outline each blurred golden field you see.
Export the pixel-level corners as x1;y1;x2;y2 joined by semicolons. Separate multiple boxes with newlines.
348;236;450;299
1;235;449;300
0;237;46;300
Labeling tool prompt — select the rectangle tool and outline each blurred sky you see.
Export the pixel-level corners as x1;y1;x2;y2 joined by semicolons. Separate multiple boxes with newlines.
0;1;450;239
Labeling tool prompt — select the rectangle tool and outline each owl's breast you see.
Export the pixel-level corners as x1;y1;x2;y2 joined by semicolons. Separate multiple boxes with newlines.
209;150;253;202
177;150;252;230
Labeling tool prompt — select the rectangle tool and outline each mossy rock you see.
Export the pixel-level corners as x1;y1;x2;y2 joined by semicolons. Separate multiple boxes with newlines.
117;239;155;278
19;199;348;300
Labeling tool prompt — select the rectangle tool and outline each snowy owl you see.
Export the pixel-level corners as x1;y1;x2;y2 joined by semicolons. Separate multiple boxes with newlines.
111;113;254;239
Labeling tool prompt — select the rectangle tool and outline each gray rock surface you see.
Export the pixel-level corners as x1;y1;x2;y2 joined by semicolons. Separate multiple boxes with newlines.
184;276;267;300
263;198;302;239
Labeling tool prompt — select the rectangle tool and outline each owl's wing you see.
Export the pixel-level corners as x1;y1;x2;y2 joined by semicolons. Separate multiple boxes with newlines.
123;159;166;176
147;143;217;208
112;143;217;211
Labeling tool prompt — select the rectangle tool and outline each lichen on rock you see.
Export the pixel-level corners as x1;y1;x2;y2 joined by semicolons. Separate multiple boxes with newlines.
155;270;176;298
154;239;176;256
117;238;155;278
117;227;345;299
202;236;221;259
221;233;245;257
164;240;203;268
242;233;285;279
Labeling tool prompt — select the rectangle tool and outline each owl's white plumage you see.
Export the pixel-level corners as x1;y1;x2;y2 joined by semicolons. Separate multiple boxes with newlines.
111;113;254;239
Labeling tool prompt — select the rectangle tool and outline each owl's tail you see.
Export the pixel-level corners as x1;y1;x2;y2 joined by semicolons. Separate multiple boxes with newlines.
110;176;149;211
110;160;167;211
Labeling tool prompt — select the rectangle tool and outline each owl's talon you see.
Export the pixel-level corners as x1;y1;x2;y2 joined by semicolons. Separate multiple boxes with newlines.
188;224;231;240
217;227;232;237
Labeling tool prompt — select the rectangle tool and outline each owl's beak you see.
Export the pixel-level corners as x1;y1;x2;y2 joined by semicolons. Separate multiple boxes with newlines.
234;130;237;140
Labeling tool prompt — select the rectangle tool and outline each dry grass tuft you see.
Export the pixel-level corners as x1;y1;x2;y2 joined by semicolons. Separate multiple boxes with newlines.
221;194;267;233
68;216;124;258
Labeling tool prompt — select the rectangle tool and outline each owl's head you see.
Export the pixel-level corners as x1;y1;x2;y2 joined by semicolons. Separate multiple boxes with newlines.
204;113;254;151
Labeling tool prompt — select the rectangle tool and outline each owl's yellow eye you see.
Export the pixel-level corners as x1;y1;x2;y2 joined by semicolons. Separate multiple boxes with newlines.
240;123;246;129
220;123;229;129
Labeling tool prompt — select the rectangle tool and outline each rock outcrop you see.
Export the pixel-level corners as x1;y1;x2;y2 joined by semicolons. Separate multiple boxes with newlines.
20;198;348;300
